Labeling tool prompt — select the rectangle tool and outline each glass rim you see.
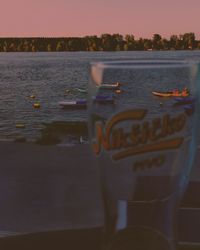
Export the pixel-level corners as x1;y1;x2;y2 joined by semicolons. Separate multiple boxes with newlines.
90;59;199;69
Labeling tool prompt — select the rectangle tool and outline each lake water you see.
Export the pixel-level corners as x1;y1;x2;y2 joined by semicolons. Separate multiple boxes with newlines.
0;51;200;144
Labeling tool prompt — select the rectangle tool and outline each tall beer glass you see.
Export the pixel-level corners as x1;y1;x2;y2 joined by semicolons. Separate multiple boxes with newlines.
88;60;200;250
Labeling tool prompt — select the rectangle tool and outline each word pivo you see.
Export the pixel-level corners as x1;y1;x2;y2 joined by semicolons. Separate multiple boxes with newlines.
133;154;165;172
92;109;186;161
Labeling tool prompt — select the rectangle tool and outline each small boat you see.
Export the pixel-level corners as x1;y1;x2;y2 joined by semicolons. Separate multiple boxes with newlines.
173;97;195;107
59;95;115;109
152;91;189;98
99;82;120;90
75;88;87;93
93;95;115;104
59;100;87;109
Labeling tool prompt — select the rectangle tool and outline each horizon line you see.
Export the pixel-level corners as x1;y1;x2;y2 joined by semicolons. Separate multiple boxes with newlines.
0;33;199;40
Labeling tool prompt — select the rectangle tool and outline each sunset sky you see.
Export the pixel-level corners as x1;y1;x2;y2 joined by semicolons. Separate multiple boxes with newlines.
0;0;199;39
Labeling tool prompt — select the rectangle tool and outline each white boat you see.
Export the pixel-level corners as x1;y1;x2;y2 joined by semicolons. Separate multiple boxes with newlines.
58;100;87;109
59;95;115;109
99;82;120;90
75;88;87;93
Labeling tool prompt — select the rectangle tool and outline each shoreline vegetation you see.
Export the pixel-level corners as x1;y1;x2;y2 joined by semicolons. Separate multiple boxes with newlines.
0;33;199;52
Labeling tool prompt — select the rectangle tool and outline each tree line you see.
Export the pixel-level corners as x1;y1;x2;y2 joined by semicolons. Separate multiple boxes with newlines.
0;33;199;52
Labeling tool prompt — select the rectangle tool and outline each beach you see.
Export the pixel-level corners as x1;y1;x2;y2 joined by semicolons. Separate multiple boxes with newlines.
0;141;199;236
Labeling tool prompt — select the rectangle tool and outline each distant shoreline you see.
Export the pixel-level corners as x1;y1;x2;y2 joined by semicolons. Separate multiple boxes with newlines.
0;49;200;53
0;33;199;52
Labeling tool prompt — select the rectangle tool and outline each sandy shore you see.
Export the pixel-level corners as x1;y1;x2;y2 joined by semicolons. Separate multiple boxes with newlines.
0;141;199;236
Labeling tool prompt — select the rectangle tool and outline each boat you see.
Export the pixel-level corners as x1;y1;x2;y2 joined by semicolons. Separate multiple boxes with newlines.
173;97;195;107
59;100;87;109
152;91;189;97
99;82;120;90
93;95;115;104
59;95;115;109
75;88;87;93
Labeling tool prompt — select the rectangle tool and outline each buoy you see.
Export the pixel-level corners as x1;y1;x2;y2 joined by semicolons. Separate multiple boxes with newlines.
33;103;40;108
15;123;25;128
160;102;163;106
115;89;123;94
29;95;36;99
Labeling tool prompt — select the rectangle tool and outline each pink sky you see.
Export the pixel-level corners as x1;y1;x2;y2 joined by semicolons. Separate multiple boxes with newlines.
0;0;199;39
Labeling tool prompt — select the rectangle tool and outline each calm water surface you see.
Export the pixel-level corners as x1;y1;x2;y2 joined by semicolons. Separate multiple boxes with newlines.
0;51;200;144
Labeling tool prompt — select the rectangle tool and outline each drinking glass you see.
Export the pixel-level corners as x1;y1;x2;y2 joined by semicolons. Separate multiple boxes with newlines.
88;60;200;250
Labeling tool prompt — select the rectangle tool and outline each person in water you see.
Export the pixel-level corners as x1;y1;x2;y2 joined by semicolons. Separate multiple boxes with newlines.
173;89;179;95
